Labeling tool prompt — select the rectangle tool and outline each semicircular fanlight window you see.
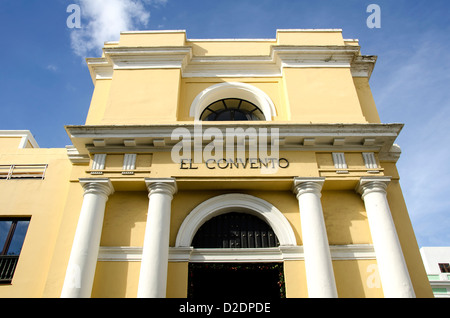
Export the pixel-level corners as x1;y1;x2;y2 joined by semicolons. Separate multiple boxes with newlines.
192;212;279;248
200;98;264;121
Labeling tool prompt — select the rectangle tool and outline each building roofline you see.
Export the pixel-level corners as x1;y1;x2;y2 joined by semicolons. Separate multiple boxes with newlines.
0;130;39;148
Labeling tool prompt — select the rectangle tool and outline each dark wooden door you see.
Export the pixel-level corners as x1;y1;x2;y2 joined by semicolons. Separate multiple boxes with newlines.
188;263;285;299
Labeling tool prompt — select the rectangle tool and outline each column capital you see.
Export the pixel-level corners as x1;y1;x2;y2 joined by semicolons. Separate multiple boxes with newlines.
292;177;325;198
145;178;177;198
356;176;391;198
79;178;114;198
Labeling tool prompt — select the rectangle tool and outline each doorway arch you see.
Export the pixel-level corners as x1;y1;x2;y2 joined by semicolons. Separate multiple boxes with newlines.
175;193;297;248
177;193;292;299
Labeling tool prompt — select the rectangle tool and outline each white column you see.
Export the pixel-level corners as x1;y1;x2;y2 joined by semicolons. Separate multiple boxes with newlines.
292;177;338;298
61;178;114;298
356;177;415;298
137;178;177;298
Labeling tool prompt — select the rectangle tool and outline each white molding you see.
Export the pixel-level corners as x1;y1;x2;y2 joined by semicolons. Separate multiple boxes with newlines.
272;46;359;70
183;57;280;78
332;152;348;173
277;28;343;32
103;46;192;70
351;56;377;78
363;152;378;170
91;154;106;171
175;193;297;248
329;244;376;260
86;41;371;79
120;29;343;37
97;244;375;262
65;123;404;160
188;247;295;263
86;58;114;82
0;130;39;148
183;46;360;76
188;38;276;42
66;145;90;164
189;82;277;121
378;144;401;163
121;30;187;35
122;153;136;173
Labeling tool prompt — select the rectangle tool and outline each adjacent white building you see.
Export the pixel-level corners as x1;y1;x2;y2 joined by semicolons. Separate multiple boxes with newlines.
420;247;450;298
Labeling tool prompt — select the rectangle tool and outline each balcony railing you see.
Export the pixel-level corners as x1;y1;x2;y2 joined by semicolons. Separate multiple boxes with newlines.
0;255;19;283
0;164;47;180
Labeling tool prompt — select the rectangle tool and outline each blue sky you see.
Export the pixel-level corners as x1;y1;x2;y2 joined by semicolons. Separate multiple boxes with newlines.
0;0;449;248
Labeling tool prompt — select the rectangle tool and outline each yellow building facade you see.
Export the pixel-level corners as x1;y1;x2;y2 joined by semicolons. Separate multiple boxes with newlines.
0;29;433;298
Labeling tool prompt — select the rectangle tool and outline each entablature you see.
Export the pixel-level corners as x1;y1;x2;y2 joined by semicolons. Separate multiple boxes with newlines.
65;123;403;162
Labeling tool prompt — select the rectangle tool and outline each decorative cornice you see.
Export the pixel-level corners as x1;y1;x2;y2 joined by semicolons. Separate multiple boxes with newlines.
351;55;377;78
65;123;403;160
183;56;280;78
85;58;114;82
86;43;374;80
378;144;401;162
103;46;192;71
66;145;90;164
272;45;359;69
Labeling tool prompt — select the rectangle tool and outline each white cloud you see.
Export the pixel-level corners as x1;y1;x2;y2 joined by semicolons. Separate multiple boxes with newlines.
46;64;58;72
70;0;166;58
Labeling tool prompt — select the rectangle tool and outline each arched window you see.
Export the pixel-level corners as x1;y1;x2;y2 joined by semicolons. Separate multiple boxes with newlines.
192;212;279;248
200;98;264;121
189;82;277;121
175;193;297;248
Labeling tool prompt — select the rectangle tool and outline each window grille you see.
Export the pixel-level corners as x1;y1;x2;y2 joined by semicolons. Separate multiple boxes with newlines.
0;218;30;283
200;98;264;121
192;213;279;248
0;164;47;180
0;256;19;283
